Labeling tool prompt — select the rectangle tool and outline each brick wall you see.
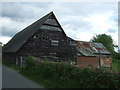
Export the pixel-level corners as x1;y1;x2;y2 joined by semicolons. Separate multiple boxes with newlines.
77;56;99;68
101;58;112;67
77;56;112;68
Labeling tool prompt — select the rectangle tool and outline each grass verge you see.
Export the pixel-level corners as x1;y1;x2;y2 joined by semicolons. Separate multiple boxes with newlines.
2;57;120;88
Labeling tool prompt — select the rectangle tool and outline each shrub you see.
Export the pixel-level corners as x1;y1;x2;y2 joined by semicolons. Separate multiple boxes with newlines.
21;56;120;88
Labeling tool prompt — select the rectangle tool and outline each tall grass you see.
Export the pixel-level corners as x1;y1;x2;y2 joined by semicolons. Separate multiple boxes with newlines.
20;56;120;88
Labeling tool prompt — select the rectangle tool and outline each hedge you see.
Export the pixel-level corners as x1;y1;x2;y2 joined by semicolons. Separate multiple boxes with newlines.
21;56;120;88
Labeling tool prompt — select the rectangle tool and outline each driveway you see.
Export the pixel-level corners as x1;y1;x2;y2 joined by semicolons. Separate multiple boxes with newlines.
2;65;43;88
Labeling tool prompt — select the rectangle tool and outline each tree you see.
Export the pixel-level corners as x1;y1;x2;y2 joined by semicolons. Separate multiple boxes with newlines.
90;34;120;59
90;34;115;53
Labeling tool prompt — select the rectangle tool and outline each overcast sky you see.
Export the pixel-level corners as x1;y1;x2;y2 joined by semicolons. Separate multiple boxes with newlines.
0;2;118;47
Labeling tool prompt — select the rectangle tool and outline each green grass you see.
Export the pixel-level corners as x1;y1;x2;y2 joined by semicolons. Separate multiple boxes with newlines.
112;59;120;72
21;71;64;88
2;60;22;71
2;58;120;88
22;57;120;88
102;59;120;72
2;60;64;88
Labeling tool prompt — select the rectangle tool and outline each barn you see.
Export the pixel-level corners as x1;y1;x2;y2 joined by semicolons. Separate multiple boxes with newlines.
2;11;77;66
2;11;112;68
77;41;112;68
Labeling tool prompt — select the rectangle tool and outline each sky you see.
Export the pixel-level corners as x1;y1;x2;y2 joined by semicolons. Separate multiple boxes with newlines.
0;2;119;48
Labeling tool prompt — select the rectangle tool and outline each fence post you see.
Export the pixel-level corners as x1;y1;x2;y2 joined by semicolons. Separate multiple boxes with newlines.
98;50;101;69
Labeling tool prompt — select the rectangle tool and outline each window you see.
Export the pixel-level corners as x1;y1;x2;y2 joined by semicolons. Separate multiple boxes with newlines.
40;25;62;31
70;42;76;46
68;39;76;46
33;36;37;38
51;40;59;46
20;56;26;67
33;34;39;39
16;57;18;65
51;40;59;43
50;53;56;55
44;19;58;26
51;43;58;46
53;57;59;59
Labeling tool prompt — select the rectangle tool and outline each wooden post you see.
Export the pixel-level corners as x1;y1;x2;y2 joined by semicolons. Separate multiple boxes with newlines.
16;57;18;65
20;56;23;67
98;50;101;69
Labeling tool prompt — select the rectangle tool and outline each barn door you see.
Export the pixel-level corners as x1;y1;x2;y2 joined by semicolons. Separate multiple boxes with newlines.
20;56;26;67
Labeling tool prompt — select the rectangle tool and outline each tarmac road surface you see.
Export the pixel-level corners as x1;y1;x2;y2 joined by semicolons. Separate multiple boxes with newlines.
2;65;44;88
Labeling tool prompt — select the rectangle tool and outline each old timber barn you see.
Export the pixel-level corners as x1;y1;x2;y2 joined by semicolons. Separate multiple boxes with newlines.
2;12;112;68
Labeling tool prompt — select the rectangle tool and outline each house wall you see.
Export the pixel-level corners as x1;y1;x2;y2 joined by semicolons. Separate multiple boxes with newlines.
77;56;99;68
15;15;77;62
2;14;77;66
101;57;112;67
16;30;77;62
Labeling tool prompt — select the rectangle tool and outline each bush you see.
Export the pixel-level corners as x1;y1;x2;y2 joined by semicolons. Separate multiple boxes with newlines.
21;56;120;88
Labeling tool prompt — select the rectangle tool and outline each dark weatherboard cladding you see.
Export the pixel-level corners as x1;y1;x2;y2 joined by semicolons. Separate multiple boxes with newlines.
2;11;77;65
3;12;66;53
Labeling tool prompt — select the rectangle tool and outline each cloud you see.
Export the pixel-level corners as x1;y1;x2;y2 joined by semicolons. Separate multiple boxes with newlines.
118;3;120;23
50;2;117;16
85;12;117;31
2;2;52;21
1;17;33;37
107;28;117;33
76;32;94;41
0;36;11;45
1;2;118;45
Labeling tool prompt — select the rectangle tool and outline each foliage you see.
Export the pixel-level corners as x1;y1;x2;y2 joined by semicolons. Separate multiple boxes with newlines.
112;52;120;59
90;34;120;59
112;59;120;72
90;34;115;53
20;56;120;88
2;60;22;71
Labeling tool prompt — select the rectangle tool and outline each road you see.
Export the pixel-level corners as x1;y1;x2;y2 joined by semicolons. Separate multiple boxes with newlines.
2;65;43;88
0;63;2;89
